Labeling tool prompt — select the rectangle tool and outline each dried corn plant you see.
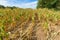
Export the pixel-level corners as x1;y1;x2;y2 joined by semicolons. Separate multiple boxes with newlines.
0;8;60;40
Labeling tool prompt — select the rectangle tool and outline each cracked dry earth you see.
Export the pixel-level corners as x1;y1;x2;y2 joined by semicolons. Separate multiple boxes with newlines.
3;14;60;40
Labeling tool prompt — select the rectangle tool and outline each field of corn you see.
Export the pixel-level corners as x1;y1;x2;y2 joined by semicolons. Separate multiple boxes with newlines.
0;8;60;40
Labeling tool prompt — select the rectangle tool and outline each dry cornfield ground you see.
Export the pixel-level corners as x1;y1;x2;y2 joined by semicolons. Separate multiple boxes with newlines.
0;8;60;40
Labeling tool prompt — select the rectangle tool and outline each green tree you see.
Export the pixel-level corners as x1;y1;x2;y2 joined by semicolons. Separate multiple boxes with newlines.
0;5;5;8
37;0;58;8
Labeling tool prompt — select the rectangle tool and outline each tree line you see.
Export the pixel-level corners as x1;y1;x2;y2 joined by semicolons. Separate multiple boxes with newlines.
0;5;17;9
0;0;60;9
37;0;60;9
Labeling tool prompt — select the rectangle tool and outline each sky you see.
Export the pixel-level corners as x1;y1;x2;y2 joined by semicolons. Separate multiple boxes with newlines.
0;0;37;8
